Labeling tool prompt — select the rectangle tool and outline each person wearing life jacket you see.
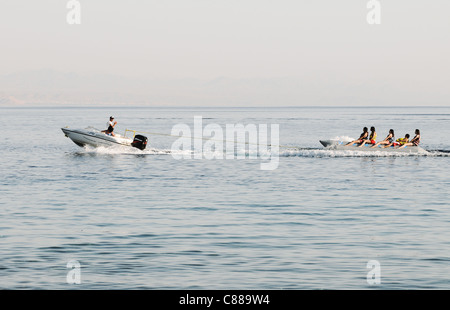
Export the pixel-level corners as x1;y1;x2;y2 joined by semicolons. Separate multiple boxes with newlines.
357;126;377;147
384;134;409;148
345;127;369;146
397;129;420;148
371;129;394;148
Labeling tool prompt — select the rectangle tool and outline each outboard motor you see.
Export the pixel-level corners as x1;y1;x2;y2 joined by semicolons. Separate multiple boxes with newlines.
131;134;148;150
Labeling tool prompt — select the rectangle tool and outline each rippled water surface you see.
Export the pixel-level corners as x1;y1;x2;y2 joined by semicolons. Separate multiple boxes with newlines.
1;106;449;289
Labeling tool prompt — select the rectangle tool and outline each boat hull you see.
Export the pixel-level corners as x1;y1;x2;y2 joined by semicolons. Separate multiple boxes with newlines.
61;127;133;148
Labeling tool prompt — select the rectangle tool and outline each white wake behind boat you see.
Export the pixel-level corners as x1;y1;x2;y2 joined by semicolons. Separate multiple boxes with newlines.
319;139;427;154
61;127;148;150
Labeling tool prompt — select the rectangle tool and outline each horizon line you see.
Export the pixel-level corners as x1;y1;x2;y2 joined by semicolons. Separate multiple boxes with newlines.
2;105;449;109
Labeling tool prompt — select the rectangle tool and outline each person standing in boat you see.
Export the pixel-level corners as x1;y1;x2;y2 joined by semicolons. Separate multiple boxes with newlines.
102;116;117;136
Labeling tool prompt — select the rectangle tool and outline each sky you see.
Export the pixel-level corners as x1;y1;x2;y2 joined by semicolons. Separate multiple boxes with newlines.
1;0;449;106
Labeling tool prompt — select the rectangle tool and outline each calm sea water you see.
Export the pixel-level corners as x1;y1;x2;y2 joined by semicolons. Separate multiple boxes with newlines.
0;106;449;289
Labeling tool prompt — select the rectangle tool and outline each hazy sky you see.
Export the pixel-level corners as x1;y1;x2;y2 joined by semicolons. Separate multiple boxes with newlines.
1;1;449;106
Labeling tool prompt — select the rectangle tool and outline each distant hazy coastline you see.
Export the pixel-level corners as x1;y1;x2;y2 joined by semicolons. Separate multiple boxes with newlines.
1;70;448;108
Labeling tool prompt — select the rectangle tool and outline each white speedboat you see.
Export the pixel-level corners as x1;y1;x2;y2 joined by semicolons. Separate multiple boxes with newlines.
61;126;148;150
319;139;427;154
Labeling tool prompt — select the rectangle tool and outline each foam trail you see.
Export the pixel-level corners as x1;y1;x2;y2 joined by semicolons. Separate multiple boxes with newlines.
74;145;179;156
332;136;355;142
73;144;450;158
